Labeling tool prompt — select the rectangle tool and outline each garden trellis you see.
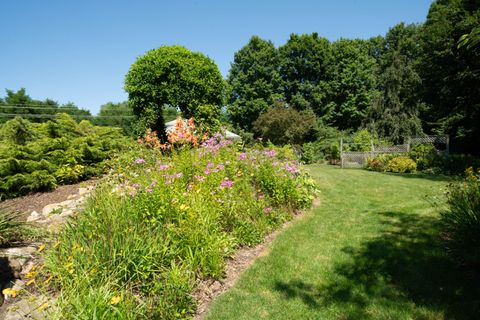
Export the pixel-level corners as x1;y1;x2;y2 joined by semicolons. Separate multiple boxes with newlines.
340;135;449;168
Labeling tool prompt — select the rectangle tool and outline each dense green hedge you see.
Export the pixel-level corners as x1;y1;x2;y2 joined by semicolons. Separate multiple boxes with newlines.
0;114;132;199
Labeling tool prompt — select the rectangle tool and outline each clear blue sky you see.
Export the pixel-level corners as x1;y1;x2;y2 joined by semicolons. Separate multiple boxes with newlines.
0;0;433;114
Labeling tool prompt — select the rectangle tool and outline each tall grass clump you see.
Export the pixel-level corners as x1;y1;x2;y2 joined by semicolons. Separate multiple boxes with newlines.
441;167;480;269
41;130;317;319
0;210;23;246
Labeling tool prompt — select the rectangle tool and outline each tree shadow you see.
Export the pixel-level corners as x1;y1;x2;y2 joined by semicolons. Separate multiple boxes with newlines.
273;211;480;319
378;171;453;183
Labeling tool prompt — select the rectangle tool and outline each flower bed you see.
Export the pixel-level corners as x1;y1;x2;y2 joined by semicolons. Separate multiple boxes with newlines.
39;134;317;319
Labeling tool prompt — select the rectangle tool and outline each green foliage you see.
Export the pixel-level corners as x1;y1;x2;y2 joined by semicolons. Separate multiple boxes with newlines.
94;101;135;135
301;125;343;164
323;39;379;130
227;36;283;130
124;45;224;135
43;138;317;319
0;114;131;199
253;104;317;145
385;156;417;173
409;143;437;171
419;0;480;154
442;168;480;268
367;23;424;144
0;210;23;246
279;33;332;112
0;88;91;124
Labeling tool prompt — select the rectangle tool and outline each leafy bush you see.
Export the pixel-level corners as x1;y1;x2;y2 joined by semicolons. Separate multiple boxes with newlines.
42;135;317;319
441;168;480;268
253;104;317;145
0;114;132;199
366;158;385;172
385;156;417;173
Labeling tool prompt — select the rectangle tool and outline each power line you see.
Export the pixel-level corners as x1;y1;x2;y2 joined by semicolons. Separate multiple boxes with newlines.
0;113;135;119
0;105;90;111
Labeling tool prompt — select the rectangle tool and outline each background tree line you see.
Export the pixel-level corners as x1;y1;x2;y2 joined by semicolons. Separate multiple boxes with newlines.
226;0;479;154
2;0;478;155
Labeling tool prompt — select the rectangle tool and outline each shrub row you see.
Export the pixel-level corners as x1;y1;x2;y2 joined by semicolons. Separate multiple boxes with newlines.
0;114;132;199
41;136;318;319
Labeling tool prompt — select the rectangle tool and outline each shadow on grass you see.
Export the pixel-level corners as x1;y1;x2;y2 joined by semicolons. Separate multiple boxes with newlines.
273;211;480;319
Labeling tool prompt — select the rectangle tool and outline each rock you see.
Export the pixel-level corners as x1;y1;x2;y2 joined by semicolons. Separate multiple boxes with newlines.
58;199;74;207
42;204;60;216
1;247;36;258
48;215;65;226
3;293;52;320
27;211;41;222
59;209;74;218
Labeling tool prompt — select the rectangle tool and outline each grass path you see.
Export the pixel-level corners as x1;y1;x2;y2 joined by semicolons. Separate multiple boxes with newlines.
205;165;480;319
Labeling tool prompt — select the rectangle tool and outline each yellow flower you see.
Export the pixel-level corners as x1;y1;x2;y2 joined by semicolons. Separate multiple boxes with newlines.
37;244;46;252
44;275;53;285
179;204;189;211
26;279;35;286
2;288;19;298
90;268;98;275
38;302;49;311
53;240;61;248
26;270;37;279
110;295;122;305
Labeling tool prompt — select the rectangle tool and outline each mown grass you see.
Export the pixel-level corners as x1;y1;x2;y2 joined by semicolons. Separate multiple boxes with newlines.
205;165;480;319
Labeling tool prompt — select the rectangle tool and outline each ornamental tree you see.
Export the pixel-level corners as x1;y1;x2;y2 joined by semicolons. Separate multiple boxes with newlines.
124;45;224;136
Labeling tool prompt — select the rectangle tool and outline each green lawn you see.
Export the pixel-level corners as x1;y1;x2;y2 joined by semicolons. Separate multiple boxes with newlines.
205;165;480;320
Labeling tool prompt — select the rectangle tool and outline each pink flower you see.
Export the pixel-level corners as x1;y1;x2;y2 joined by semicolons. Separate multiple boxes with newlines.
207;161;214;168
219;178;233;189
204;169;211;175
146;188;153;193
159;164;170;170
264;149;276;158
194;175;205;182
135;158;146;164
263;207;272;214
239;152;247;160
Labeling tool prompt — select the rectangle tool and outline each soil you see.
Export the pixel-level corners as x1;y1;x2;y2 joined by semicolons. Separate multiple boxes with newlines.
0;180;96;220
192;198;321;319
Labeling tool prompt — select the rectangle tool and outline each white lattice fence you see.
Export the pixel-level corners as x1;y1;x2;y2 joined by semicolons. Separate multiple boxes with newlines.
339;135;449;168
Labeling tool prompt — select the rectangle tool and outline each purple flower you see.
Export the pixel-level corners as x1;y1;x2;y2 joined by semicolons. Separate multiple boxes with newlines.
263;207;272;214
285;163;300;174
239;152;247;160
132;183;140;188
219;178;233;189
216;164;225;171
206;161;214;168
194;175;205;182
264;149;277;158
146;188;153;193
135;158;146;164
204;169;211;175
159;164;170;170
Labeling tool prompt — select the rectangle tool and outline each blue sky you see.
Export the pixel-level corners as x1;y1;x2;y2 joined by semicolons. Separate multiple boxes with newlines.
0;0;433;114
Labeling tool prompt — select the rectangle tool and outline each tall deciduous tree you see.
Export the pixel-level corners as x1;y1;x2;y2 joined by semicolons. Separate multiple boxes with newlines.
278;33;332;112
367;23;423;144
124;45;224;136
324;39;378;130
227;36;282;131
419;0;480;154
